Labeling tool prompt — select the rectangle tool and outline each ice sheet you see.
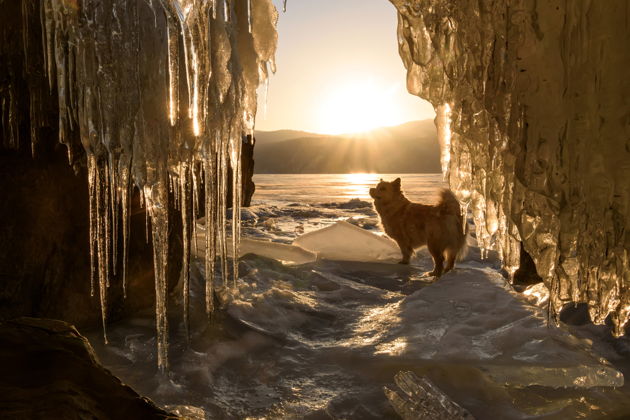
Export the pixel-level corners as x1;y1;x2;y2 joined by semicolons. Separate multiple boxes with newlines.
293;221;401;263
229;259;624;389
370;267;624;388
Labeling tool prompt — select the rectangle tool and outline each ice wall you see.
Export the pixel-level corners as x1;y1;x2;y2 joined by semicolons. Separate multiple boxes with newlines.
389;0;630;334
7;0;278;370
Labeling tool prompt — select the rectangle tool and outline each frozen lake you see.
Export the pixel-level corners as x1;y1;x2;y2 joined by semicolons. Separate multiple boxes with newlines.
85;174;630;419
252;173;445;204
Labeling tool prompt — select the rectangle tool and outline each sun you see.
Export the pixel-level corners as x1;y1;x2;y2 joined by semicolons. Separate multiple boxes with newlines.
316;78;404;135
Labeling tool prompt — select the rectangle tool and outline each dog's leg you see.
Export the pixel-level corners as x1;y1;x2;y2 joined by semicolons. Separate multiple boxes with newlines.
444;249;456;273
428;243;444;276
397;241;413;264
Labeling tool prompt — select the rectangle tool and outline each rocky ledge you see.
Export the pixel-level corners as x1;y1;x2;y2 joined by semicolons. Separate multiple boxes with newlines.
0;318;175;419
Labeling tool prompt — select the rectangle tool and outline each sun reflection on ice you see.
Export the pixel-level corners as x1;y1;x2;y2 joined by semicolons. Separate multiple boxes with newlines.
341;173;380;200
375;337;408;356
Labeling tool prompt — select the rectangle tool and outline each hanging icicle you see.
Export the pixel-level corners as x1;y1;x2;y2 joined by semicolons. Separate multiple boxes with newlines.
35;0;279;371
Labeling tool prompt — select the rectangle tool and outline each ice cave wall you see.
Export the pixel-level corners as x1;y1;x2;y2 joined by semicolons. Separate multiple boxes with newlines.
390;0;630;333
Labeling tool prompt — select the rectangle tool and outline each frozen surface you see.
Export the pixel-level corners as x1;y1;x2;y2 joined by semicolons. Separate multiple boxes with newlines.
86;186;630;419
293;221;401;263
390;0;630;333
231;260;623;389
379;268;622;388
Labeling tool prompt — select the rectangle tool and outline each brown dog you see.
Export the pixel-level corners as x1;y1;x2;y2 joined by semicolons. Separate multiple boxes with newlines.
369;178;467;276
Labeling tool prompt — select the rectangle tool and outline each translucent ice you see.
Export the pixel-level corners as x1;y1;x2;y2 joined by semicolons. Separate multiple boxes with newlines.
238;238;316;265
293;221;401;262
384;371;475;420
374;267;623;388
193;232;317;266
390;0;630;333
33;0;279;369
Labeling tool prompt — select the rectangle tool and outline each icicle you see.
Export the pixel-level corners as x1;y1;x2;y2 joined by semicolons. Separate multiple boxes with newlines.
145;203;150;244
179;163;191;340
191;163;200;255
435;103;452;181
39;0;48;89
109;156;118;276
144;181;169;372
460;200;469;236
230;133;241;288
120;162;131;299
87;154;98;298
21;2;30;72
220;136;229;288
204;158;216;315
95;163;109;344
35;0;281;370
165;16;180;126
43;0;55;92
104;163;111;289
247;0;252;33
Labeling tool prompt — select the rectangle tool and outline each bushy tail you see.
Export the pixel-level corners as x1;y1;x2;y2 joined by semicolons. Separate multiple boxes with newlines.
438;189;469;261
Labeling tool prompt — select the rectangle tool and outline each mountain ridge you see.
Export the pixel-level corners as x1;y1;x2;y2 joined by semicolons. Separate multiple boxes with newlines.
253;119;440;174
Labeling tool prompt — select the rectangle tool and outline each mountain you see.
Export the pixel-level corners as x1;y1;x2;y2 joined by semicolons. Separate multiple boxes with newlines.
254;129;329;145
253;120;440;174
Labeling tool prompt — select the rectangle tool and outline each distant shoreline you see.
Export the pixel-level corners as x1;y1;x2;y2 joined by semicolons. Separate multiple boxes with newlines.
253;172;442;175
254;120;440;175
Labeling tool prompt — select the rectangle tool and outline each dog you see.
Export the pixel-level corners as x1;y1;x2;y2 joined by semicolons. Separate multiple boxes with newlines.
369;178;467;276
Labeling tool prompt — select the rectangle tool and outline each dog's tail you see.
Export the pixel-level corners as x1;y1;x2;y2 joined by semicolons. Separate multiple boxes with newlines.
438;189;469;261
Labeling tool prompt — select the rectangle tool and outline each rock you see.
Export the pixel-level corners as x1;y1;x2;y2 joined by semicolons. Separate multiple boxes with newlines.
0;318;175;419
226;135;256;208
241;135;256;207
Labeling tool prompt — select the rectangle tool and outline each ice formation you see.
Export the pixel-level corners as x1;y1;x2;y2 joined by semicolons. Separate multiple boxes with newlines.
384;371;475;420
228;260;623;389
390;0;630;333
193;233;318;265
293;221;402;263
15;0;279;370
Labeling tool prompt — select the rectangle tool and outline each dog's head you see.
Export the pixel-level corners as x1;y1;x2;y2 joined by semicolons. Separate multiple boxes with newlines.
369;178;402;203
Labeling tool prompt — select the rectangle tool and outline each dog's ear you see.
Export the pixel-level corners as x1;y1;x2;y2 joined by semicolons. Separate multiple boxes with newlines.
393;178;401;189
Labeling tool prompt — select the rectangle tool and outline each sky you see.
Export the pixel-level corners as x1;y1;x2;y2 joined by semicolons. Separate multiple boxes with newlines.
255;0;436;134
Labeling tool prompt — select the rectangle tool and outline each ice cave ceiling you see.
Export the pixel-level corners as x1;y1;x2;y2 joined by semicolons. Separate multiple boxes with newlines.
0;0;628;370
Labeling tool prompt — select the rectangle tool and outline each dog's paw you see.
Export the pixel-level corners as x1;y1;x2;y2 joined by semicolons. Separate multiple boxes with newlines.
398;260;410;265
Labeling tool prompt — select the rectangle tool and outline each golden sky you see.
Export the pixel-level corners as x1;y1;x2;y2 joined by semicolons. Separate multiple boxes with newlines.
255;0;436;134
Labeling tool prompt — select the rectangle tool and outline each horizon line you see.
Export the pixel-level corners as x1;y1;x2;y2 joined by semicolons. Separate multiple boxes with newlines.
254;118;435;136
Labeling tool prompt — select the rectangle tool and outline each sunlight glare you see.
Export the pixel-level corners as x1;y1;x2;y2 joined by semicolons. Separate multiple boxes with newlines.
317;79;406;135
342;173;379;199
